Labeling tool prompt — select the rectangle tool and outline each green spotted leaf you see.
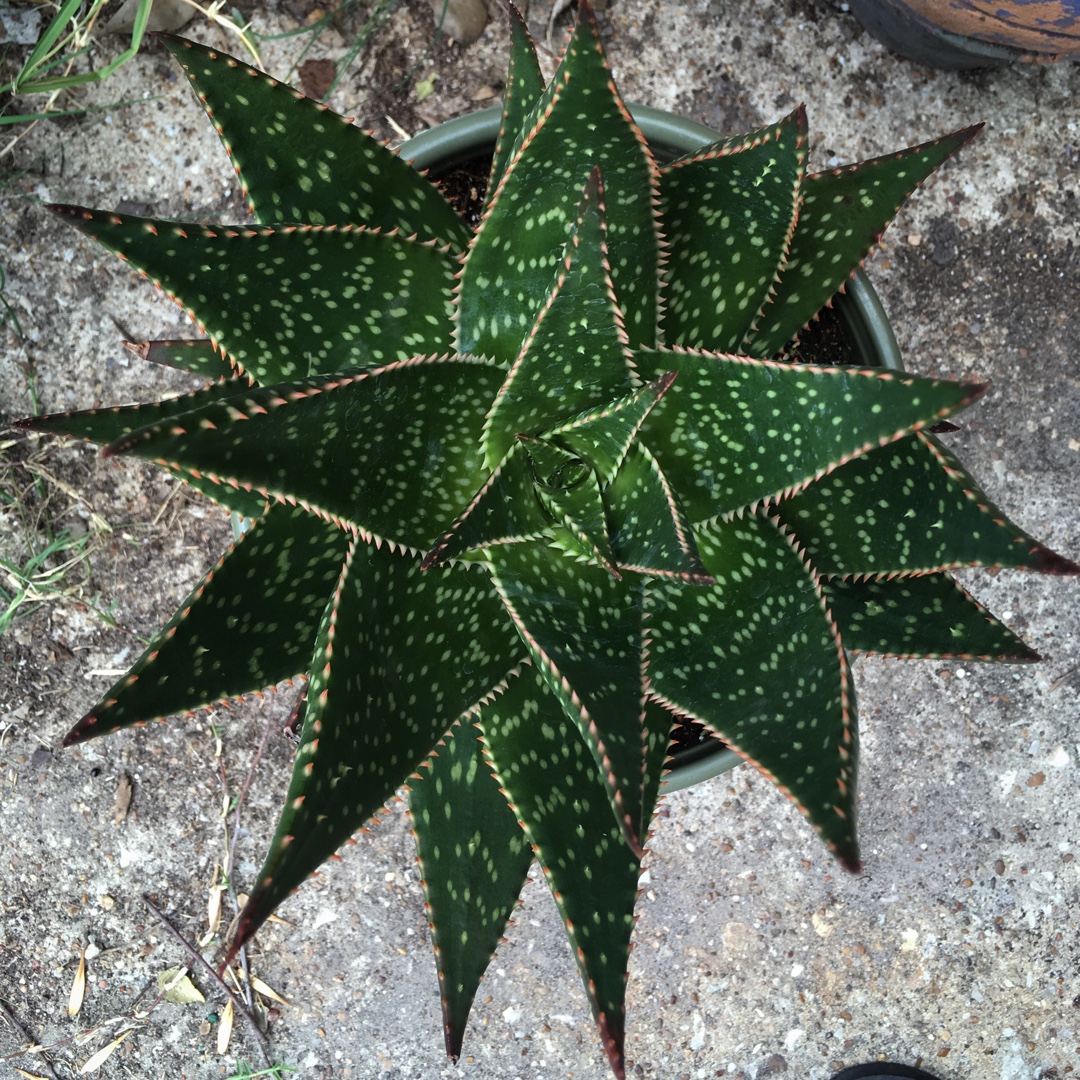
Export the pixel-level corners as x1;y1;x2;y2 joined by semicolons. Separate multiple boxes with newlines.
18;376;248;446
550;372;677;484
641;697;676;839
520;435;587;492
659;108;806;352
748;125;982;357
16;380;267;518
105;357;503;552
410;717;533;1062
421;442;551;570
29;6;1078;1075
488;541;649;853
458;4;660;363
131;338;237;380
231;540;523;955
635;350;986;523
646;513;859;868
530;442;619;577
775;431;1080;576
49;205;456;385
823;573;1041;661
478;667;640;1077
605;442;710;582
162;467;267;519
485;2;544;206
158;34;470;246
481;169;634;469
64;504;348;745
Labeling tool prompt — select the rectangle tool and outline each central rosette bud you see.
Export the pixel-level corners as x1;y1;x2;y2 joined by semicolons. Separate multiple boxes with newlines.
418;360;693;582
524;436;589;494
421;169;700;582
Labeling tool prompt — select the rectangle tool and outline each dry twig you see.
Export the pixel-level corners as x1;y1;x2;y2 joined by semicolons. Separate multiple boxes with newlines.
140;895;272;1069
0;997;61;1080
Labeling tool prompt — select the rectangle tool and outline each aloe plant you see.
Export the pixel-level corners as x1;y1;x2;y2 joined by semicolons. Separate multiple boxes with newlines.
18;3;1076;1075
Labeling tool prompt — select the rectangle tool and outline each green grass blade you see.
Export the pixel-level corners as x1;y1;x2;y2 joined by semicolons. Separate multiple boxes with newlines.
12;0;93;89
0;529;92;636
0;94;160;127
9;0;150;96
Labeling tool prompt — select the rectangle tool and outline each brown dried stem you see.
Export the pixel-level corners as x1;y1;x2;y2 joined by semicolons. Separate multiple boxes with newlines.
0;997;62;1080
140;895;271;1069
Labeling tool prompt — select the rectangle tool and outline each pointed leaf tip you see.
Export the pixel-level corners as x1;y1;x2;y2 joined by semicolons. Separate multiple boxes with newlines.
412;720;532;1064
824;573;1044;662
749;122;987;357
598;1010;627;1080
840;851;864;875
1033;548;1080;576
477;669;639;1074
156;32;468;243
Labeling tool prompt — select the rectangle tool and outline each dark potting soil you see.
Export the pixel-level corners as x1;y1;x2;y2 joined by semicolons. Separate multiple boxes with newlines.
434;156;489;228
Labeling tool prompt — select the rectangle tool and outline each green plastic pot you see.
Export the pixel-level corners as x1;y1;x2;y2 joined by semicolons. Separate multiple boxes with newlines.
401;105;903;794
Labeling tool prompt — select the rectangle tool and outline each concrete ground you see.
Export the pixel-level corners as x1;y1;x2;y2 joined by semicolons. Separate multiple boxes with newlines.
1;1;1078;1078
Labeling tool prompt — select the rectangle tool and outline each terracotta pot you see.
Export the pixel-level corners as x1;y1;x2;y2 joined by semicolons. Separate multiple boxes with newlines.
848;0;1080;68
400;106;902;792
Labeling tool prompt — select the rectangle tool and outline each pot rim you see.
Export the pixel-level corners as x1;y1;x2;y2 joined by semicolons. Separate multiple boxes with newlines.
400;105;901;793
846;0;1080;68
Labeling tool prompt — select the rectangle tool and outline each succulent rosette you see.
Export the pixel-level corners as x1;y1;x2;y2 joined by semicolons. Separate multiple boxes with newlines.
18;4;1076;1075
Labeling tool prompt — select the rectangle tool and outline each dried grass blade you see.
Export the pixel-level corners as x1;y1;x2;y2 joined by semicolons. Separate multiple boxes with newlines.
78;1030;131;1073
216;998;234;1055
67;947;86;1017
